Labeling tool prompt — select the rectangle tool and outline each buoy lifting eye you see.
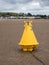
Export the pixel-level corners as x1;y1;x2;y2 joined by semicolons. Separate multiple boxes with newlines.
27;22;29;25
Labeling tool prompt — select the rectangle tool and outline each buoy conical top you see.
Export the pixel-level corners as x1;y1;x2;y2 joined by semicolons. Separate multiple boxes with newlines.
19;20;39;51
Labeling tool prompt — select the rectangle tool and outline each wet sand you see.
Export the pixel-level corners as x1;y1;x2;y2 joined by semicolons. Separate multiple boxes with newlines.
0;19;49;65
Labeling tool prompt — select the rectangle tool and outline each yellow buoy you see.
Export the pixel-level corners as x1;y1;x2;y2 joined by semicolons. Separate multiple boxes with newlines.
19;20;39;51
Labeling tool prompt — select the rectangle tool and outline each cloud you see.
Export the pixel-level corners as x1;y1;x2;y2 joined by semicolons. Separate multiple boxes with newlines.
2;0;16;4
39;0;49;7
0;0;49;15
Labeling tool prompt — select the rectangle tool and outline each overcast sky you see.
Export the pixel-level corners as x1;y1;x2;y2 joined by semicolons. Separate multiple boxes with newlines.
0;0;49;15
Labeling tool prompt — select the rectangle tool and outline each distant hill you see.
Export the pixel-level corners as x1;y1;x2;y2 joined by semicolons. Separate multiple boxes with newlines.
0;12;49;19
